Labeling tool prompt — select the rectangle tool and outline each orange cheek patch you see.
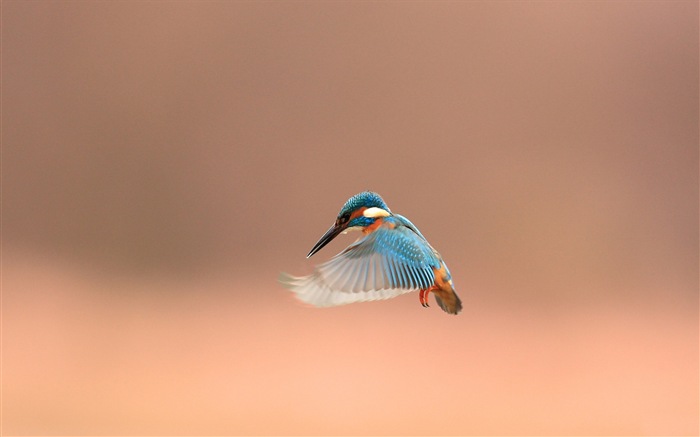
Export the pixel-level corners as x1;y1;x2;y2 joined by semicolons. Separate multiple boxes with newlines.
349;207;367;220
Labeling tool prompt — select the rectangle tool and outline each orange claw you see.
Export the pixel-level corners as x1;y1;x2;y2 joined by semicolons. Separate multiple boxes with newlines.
419;288;430;307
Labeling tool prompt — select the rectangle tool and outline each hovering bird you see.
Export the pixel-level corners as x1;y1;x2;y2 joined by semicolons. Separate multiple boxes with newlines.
279;191;462;314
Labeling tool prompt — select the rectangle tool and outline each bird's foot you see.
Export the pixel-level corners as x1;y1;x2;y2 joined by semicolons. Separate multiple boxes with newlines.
419;289;430;308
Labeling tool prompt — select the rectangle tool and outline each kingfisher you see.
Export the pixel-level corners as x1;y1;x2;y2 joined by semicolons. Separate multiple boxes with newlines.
279;191;462;315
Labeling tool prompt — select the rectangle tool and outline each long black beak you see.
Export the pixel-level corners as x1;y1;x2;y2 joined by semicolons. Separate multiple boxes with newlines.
307;223;344;258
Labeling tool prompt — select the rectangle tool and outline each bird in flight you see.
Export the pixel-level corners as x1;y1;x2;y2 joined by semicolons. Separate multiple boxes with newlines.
280;191;462;314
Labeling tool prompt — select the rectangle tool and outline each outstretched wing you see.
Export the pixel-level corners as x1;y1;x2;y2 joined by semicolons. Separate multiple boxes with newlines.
280;225;440;307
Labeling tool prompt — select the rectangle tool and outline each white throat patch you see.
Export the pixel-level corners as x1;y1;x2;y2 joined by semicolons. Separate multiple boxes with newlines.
363;207;391;218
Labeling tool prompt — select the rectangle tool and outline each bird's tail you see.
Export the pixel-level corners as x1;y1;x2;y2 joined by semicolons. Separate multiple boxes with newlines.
433;286;462;315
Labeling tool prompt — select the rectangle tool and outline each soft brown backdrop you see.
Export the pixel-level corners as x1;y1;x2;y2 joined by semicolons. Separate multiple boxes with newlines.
2;1;698;435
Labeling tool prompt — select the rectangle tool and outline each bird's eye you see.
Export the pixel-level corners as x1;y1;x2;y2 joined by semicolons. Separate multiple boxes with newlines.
339;212;350;223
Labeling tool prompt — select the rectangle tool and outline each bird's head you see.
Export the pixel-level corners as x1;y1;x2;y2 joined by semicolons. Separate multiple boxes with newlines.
307;191;392;258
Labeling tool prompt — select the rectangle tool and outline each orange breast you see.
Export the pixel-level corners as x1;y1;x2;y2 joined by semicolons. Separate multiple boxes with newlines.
432;263;452;290
362;218;395;234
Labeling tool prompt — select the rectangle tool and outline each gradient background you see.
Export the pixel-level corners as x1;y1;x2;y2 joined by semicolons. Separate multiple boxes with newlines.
2;1;698;435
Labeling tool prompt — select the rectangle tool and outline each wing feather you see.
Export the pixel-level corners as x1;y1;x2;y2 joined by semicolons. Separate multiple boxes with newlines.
280;225;440;308
351;255;366;293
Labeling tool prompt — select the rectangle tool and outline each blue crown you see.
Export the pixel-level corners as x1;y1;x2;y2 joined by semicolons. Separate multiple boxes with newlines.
339;191;390;215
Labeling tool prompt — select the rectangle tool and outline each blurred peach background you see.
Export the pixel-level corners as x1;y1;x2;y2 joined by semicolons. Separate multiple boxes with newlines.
2;1;698;435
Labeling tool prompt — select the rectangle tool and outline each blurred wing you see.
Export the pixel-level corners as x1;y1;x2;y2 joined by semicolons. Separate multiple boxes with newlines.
280;226;440;307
